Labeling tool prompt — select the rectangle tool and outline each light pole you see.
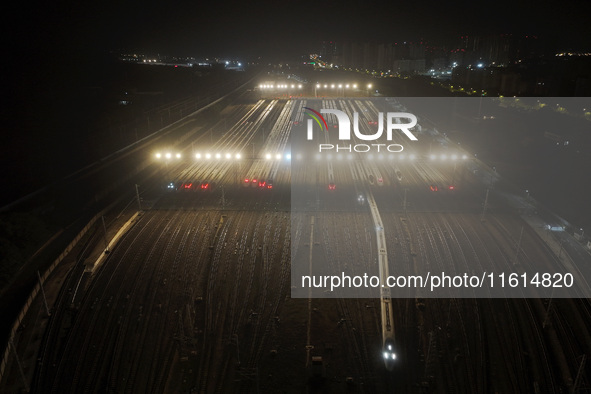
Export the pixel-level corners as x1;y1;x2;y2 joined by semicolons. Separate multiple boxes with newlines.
135;184;142;211
102;215;110;253
481;188;489;221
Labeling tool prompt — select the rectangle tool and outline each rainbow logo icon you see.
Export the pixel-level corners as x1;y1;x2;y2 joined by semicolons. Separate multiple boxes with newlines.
304;107;328;131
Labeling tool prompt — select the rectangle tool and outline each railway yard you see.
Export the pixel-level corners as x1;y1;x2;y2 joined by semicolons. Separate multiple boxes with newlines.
3;91;591;393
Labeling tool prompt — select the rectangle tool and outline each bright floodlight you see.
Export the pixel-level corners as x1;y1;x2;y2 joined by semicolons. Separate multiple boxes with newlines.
298;84;302;88
155;153;161;159
265;153;271;160
462;154;468;160
353;84;357;88
225;153;232;159
235;153;241;159
176;153;181;158
205;153;211;159
165;153;172;159
196;153;201;159
346;84;350;88
367;84;372;88
338;84;342;88
316;84;321;88
324;84;328;88
285;153;291;160
291;84;295;88
275;153;281;160
215;153;221;159
331;84;335;88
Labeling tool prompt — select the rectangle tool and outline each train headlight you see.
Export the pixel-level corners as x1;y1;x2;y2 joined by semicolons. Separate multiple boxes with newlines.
383;352;389;359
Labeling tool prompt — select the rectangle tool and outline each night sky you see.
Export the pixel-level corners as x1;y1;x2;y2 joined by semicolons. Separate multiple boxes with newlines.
5;0;591;60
